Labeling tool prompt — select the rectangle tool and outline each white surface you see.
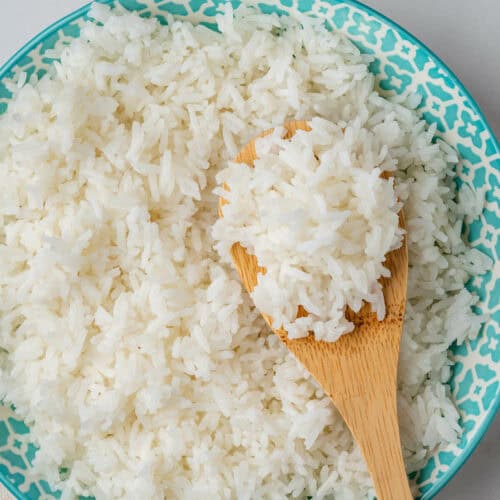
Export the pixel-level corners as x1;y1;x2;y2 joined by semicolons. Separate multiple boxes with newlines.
0;1;498;499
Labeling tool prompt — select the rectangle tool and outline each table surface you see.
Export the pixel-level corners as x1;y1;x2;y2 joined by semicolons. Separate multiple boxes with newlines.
0;1;498;499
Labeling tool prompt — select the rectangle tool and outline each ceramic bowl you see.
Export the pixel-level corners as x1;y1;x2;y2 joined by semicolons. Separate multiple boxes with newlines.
0;1;498;498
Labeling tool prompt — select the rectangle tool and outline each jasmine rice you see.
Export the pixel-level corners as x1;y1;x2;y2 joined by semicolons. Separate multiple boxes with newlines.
0;3;490;499
214;118;404;341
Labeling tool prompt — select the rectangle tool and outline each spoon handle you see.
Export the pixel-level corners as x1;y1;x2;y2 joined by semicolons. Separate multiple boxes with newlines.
335;384;412;500
281;317;412;500
319;320;412;500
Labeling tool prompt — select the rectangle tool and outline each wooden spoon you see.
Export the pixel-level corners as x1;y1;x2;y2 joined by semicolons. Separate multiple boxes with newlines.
219;121;412;500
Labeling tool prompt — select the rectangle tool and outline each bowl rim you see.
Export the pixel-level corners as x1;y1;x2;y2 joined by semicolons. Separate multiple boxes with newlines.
0;1;498;499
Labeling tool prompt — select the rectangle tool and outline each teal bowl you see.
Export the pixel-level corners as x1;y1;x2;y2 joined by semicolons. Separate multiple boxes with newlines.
0;1;498;498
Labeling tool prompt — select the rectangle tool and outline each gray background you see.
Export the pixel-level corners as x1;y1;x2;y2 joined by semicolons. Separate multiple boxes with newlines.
0;1;498;499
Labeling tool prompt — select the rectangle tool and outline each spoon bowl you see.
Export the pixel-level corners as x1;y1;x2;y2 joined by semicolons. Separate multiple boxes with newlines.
219;121;412;500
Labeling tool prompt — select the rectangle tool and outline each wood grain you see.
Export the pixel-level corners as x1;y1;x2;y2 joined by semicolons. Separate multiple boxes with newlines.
219;121;412;500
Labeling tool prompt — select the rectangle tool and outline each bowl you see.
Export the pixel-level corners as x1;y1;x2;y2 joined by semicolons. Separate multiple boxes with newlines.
0;1;498;498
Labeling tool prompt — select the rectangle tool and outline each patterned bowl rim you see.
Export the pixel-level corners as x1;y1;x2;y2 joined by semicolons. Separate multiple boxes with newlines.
0;1;498;499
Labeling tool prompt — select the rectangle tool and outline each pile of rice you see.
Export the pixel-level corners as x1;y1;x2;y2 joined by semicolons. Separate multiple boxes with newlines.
0;3;490;499
214;118;404;341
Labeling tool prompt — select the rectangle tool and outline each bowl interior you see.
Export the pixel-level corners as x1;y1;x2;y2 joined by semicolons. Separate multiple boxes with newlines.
0;1;498;499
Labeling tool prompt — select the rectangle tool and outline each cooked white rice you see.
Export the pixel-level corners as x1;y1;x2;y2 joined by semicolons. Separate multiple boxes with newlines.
214;118;404;341
0;3;490;499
